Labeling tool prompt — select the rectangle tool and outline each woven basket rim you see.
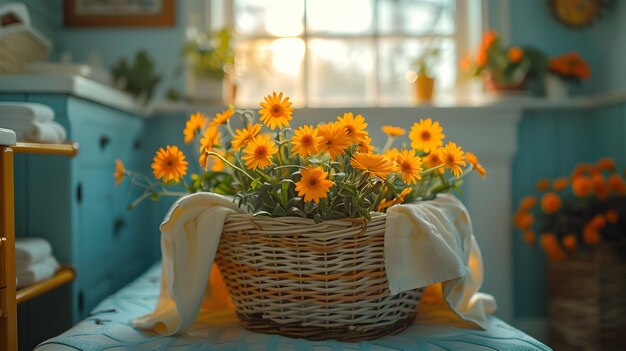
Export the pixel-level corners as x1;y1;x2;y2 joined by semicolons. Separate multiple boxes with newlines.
225;212;386;225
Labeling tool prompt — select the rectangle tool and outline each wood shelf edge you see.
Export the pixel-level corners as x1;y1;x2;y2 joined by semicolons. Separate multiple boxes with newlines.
12;142;79;157
16;266;76;305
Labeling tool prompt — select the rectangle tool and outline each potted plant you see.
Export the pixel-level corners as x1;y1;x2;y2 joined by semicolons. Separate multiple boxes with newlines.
111;50;161;106
182;27;235;104
114;93;486;341
462;30;547;93
544;52;591;100
513;158;626;350
411;43;440;104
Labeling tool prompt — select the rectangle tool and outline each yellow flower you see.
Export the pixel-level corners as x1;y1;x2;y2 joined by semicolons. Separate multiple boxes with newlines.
114;159;125;185
396;149;423;185
198;127;220;171
231;123;262;151
381;125;406;137
409;118;444;152
258;92;293;130
200;150;225;172
377;198;394;211
356;134;375;153
183;113;208;144
291;125;323;157
317;123;351;160
398;187;413;202
383;148;401;163
151;145;188;183
295;165;334;203
377;187;413;211
336;112;368;143
351;153;396;180
423;148;444;171
211;108;234;126
439;141;466;178
465;151;486;178
242;134;278;170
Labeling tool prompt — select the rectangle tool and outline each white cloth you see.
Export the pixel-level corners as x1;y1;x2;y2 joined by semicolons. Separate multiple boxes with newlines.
16;255;59;288
15;237;53;266
0;102;65;142
384;194;496;329
134;192;496;335
133;193;244;335
0;102;54;123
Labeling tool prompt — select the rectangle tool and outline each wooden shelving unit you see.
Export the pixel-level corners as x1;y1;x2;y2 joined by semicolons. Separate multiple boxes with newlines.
0;139;79;351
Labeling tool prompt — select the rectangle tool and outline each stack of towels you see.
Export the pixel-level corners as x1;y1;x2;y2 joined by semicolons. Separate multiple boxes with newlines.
0;102;66;143
15;237;60;288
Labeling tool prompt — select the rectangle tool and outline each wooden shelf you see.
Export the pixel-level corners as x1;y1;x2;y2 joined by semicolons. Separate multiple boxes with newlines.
16;266;76;305
12;142;79;157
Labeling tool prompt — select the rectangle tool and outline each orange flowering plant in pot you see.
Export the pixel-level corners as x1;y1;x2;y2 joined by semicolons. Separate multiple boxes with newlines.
462;30;548;92
544;52;591;100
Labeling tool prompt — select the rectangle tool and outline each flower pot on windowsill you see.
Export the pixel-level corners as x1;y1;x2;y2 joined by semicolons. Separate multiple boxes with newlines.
186;72;237;105
414;74;435;104
483;72;526;94
544;74;569;100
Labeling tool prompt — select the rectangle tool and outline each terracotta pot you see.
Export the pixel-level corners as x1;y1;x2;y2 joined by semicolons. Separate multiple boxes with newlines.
483;72;526;93
414;74;435;104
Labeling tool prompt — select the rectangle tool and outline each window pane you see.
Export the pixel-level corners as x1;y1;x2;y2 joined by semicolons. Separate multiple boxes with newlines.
235;39;305;107
306;0;375;35
378;0;454;35
307;39;376;106
378;38;455;105
234;0;304;37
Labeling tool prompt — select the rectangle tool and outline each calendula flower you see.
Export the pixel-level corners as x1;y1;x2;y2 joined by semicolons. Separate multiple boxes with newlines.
152;145;188;183
295;165;334;203
592;174;608;200
465;151;486;178
291;125;323;157
508;47;524;63
396;149;423;185
540;233;567;262
231;123;262;151
198;128;220;171
258;92;293;130
513;211;534;230
608;173;626;194
552;177;569;191
351;153;396;180
317;123;351;160
562;234;577;250
606;210;619;224
183;113;208;143
337;112;368;143
423;148;444;171
572;176;592;197
356;135;375;154
381;125;406;137
519;195;537;211
596;157;616;172
377;187;413;211
242;134;278;170
409;118;444;152
199;151;225;172
583;225;601;245
439;141;466;178
397;187;413;202
114;159;125;185
535;179;550;192
523;231;536;246
541;192;561;214
211;108;234;126
384;148;401;163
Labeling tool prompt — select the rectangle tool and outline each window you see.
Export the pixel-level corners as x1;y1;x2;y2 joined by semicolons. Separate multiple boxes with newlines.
205;0;475;107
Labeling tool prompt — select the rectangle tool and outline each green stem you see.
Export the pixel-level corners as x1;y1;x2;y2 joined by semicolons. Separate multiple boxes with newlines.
381;137;395;153
420;164;445;176
207;151;255;181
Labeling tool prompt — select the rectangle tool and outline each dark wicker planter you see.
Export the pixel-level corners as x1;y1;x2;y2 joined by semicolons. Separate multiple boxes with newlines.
548;245;626;351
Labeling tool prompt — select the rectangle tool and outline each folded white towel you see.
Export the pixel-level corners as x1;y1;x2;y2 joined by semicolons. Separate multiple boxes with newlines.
15;237;52;265
134;192;496;335
384;193;497;329
0;102;54;123
0;121;66;143
16;255;59;288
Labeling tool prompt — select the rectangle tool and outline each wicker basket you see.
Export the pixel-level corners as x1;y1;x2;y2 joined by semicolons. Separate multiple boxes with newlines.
215;214;423;342
548;244;626;351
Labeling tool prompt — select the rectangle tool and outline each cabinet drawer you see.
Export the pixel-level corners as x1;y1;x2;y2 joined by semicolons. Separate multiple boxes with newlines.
73;120;123;167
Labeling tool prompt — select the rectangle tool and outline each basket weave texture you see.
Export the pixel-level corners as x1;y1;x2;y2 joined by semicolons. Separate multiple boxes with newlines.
215;214;423;342
548;245;626;351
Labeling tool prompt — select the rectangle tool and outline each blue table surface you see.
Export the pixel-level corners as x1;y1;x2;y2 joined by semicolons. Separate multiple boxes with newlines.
37;263;552;351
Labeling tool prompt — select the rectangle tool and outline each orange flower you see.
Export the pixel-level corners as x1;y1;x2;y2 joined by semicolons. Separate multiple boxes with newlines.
572;176;593;197
258;92;293;130
356;135;375;154
409;118;445;153
423;148;444;173
377;187;413;211
114;159;125;185
541;192;562;214
523;231;536;246
384;148;401;163
592;174;608;200
519;195;537;211
381;125;406;137
583;225;601;245
606;210;619;224
608;174;626;194
151;145;188;183
535;179;550;192
572;62;591;80
232;124;262;151
350;153;396;180
562;234;577;251
507;47;524;63
242;134;278;170
540;233;567;262
572;163;592;177
465;151;486;178
337;112;368;144
552;177;569;192
295;165;334;203
291;125;323;157
211;108;234;126
396;149;423;185
589;214;606;230
316;123;351;160
439;141;466;178
183;113;208;143
513;211;534;230
596;157;616;172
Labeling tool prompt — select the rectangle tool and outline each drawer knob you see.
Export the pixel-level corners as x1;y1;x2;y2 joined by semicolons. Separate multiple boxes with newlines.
113;217;126;237
99;135;111;150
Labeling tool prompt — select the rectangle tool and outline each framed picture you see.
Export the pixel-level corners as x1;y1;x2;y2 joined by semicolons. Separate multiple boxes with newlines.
64;0;175;27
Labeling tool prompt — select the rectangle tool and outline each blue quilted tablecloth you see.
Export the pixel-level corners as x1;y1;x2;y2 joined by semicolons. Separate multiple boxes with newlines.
37;263;551;351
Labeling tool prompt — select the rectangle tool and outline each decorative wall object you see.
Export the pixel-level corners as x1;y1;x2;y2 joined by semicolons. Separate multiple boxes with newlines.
64;0;175;27
548;0;608;28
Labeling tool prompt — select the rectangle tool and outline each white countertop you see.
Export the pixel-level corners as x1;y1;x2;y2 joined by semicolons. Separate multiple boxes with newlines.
0;74;148;116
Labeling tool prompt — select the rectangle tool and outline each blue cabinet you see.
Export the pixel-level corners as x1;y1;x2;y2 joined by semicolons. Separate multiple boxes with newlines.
1;93;159;321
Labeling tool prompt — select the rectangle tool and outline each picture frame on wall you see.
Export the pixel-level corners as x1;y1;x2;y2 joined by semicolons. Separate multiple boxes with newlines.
64;0;175;27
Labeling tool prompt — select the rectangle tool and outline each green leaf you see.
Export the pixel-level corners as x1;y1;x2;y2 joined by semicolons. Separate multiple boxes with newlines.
272;205;287;216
